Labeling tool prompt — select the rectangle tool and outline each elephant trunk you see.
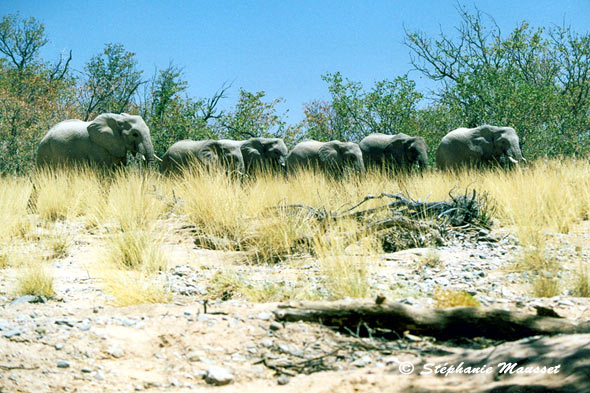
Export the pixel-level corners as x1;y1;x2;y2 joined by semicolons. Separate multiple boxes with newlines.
138;139;162;163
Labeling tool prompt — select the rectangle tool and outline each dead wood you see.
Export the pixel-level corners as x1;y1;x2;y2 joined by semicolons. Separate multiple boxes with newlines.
273;299;590;341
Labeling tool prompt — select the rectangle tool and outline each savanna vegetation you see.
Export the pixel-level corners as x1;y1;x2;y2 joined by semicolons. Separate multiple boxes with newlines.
1;160;589;304
1;6;590;305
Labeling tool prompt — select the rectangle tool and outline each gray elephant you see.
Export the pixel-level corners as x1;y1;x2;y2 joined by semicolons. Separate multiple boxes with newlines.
286;140;365;175
359;133;428;171
36;113;160;168
160;139;244;174
240;137;288;174
436;125;525;169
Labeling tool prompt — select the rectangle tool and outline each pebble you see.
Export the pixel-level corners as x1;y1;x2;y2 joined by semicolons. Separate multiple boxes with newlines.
257;312;273;321
55;343;63;350
352;356;372;367
187;350;206;362
9;295;41;306
2;329;21;338
269;322;282;331
204;366;234;386
106;346;124;358
78;321;91;331
95;370;105;380
57;360;70;368
277;375;290;385
81;367;92;373
0;318;11;331
260;339;273;348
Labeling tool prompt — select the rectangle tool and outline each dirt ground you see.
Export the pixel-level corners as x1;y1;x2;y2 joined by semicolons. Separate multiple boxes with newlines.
1;219;590;392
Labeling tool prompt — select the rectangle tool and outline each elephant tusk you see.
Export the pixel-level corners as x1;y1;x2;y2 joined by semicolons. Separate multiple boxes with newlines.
521;157;527;164
508;156;518;164
153;155;163;162
140;154;146;161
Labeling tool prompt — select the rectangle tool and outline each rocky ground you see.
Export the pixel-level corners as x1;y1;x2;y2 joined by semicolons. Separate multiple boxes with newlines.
1;219;590;392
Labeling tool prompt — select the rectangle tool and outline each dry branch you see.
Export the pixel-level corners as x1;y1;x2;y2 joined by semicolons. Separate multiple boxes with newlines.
274;299;590;341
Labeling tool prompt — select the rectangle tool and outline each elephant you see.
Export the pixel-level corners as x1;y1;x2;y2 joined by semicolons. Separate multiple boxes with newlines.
160;139;245;174
436;125;525;170
286;140;365;175
239;137;288;174
359;133;428;171
36;113;160;168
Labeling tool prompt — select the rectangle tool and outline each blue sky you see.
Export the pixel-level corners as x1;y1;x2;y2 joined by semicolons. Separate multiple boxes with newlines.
2;1;590;124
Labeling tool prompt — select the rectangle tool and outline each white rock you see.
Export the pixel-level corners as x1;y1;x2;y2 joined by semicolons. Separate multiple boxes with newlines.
204;366;234;386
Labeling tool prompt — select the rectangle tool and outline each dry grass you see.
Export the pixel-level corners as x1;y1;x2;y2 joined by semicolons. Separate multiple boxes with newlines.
3;158;590;301
14;259;55;297
101;229;168;273
573;263;590;297
0;252;7;269
34;168;104;222
43;229;70;259
532;274;561;298
101;270;171;306
313;220;374;299
206;268;320;302
0;177;33;241
433;287;481;308
417;248;442;269
95;169;169;231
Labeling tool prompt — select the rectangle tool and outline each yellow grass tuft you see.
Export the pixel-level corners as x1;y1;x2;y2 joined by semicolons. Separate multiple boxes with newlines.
532;274;561;298
34;167;105;222
0;177;32;241
417;248;442;269
14;262;55;297
101;270;171;306
433;287;481;308
313;220;373;299
573;263;590;297
93;169;169;231
102;229;168;273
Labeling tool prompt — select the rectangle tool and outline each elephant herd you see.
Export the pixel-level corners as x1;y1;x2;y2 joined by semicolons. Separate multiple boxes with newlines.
36;113;526;174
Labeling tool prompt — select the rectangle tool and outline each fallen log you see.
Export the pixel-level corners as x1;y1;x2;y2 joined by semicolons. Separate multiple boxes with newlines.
273;299;590;341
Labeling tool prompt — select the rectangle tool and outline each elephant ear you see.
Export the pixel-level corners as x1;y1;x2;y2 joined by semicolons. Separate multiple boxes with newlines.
196;141;220;166
241;139;263;168
87;113;127;158
474;125;497;158
385;136;407;167
318;142;342;169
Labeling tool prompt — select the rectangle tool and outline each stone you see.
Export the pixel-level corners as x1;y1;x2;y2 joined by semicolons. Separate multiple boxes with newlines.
9;295;38;306
106;346;124;358
57;360;70;368
352;356;372;367
81;367;92;373
269;322;282;331
260;339;273;348
187;350;206;362
78;320;91;331
257;312;273;321
0;318;11;331
55;343;63;350
277;375;290;385
204;366;234;386
2;329;21;338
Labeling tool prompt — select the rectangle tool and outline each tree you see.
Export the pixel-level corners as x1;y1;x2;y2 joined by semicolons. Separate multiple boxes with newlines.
139;64;234;156
405;4;590;157
218;89;300;144
300;73;423;142
0;14;75;174
78;43;143;120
